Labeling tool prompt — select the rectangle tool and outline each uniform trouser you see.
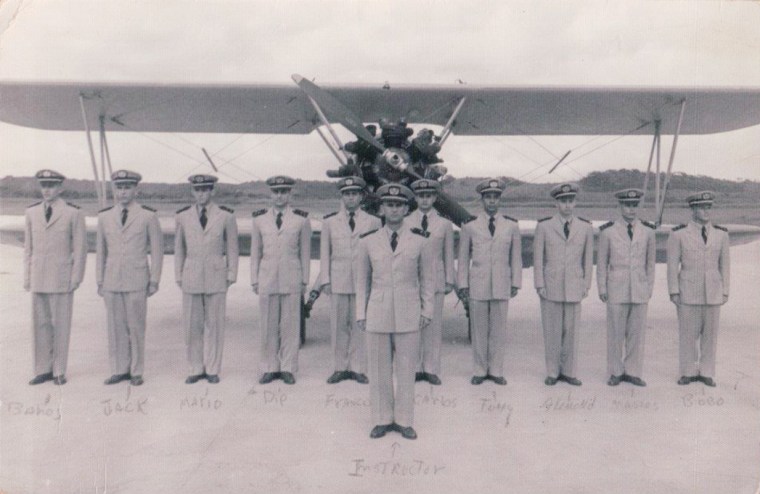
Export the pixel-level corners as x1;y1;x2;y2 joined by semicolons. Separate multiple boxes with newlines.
183;292;227;376
607;303;648;377
367;331;420;428
32;292;74;376
418;292;445;375
677;304;720;378
470;299;509;377
104;290;148;376
259;293;301;373
330;293;366;373
540;299;580;378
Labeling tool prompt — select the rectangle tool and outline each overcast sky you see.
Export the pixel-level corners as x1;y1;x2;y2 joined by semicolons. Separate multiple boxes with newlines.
0;0;759;184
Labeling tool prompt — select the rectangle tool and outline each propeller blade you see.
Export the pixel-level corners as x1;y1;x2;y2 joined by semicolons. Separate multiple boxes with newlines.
434;191;474;227
292;74;385;153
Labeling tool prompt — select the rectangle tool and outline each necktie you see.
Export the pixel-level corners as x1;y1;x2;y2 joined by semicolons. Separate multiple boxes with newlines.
200;207;207;229
627;223;633;240
390;231;398;252
563;221;570;239
121;208;128;226
45;204;52;223
488;216;495;237
421;214;428;233
276;212;283;230
702;225;707;244
348;212;355;232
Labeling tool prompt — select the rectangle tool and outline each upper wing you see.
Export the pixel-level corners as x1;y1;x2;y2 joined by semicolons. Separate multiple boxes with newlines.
1;80;759;135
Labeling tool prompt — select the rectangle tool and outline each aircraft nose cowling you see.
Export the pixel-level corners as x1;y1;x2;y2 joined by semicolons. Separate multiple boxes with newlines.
382;148;410;172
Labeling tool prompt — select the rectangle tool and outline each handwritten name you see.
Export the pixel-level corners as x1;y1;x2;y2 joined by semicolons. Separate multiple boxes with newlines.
349;459;445;477
180;388;223;411
4;394;61;421
101;397;148;416
415;390;457;409
681;392;725;408
542;392;596;412
478;392;513;427
263;388;288;407
325;394;370;409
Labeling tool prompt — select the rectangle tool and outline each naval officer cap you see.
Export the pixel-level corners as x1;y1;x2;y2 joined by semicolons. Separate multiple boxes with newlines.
475;178;506;195
614;188;645;204
377;183;414;203
550;182;580;200
266;175;295;190
188;174;218;188
337;176;366;192
35;169;66;184
410;179;441;194
111;169;142;185
686;190;715;207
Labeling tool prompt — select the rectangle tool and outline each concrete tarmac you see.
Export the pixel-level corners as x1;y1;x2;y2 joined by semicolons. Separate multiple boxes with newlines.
1;242;758;494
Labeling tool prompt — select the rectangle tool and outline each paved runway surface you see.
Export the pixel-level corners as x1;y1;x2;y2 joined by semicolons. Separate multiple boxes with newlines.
1;242;758;494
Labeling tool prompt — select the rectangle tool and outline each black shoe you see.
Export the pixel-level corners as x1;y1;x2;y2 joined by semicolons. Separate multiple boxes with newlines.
370;425;389;439
623;374;646;387
471;375;487;385
53;375;67;385
545;376;559;386
415;372;426;382
130;375;144;386
396;425;417;440
488;375;507;386
677;376;692;385
185;373;206;384
427;374;442;386
607;375;622;386
559;374;582;386
29;372;54;385
353;372;369;384
259;372;279;384
104;373;130;385
280;372;296;385
206;374;220;384
327;371;346;384
698;376;716;387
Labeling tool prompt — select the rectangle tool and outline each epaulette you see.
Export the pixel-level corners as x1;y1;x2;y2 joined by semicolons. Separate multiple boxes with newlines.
359;228;379;239
65;201;81;209
641;220;656;230
176;205;191;214
252;209;267;217
462;216;477;225
219;205;234;214
26;201;42;209
141;205;156;212
502;215;518;223
293;209;308;218
411;227;431;238
323;211;338;220
538;216;552;223
599;221;614;231
99;206;114;213
671;224;686;232
577;217;591;224
714;224;728;232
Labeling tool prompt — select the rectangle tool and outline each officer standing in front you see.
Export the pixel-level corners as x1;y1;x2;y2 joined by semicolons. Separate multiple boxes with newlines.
596;188;656;387
251;176;311;385
97;170;163;386
407;179;455;386
24;170;87;385
533;182;593;386
318;176;381;385
667;191;730;387
175;174;239;384
457;178;522;386
356;184;434;440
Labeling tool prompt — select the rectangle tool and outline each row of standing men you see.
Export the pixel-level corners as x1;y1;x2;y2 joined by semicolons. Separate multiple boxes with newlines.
24;169;729;439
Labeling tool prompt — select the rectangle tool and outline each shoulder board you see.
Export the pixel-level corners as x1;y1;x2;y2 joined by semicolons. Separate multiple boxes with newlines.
26;201;42;209
65;201;81;209
359;228;379;239
252;209;267;217
641;220;656;230
323;211;338;220
141;205;156;212
293;209;308;217
713;224;728;232
99;206;114;213
502;215;518;222
411;227;431;238
462;216;477;225
219;205;234;213
538;216;552;223
175;205;191;214
577;217;591;224
671;224;687;232
599;221;614;231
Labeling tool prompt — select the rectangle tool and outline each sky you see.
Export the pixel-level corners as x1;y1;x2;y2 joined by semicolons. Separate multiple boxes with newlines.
0;0;759;185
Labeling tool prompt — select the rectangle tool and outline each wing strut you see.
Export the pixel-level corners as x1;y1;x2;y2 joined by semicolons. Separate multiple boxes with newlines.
78;94;105;208
305;94;351;167
641;119;660;204
437;97;467;146
99;116;116;202
656;99;687;226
